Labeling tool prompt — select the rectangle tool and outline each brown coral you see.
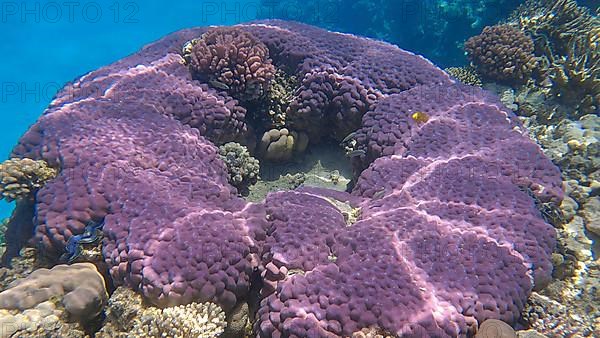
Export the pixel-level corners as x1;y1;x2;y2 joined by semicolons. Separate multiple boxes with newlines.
465;24;538;84
510;0;599;115
0;263;107;321
444;66;483;86
0;158;57;202
184;27;275;102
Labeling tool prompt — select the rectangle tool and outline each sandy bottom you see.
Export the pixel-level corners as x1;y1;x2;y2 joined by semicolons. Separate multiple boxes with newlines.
246;142;353;202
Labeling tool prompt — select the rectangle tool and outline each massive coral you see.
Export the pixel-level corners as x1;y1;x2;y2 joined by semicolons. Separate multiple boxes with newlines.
184;27;276;102
10;21;561;337
465;24;538;84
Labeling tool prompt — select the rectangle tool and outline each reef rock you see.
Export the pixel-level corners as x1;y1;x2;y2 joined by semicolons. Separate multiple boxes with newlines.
0;263;107;321
10;21;561;337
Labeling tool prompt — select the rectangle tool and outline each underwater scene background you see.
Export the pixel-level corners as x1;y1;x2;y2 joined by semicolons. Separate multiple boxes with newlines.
0;0;598;337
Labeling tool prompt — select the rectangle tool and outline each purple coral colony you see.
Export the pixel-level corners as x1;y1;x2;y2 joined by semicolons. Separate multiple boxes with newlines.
8;21;563;337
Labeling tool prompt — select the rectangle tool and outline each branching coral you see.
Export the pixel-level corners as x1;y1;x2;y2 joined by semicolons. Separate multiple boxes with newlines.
444;66;483;86
464;24;538;84
0;158;57;202
98;287;227;338
133;302;226;337
262;69;298;128
509;0;600;115
218;142;260;191
184;27;275;102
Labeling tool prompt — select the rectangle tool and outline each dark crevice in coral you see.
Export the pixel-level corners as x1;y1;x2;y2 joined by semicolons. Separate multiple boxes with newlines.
1;198;35;267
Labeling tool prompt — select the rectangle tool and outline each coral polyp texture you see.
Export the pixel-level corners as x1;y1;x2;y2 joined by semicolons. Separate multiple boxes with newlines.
184;27;276;102
0;158;57;202
11;21;562;337
465;24;538;84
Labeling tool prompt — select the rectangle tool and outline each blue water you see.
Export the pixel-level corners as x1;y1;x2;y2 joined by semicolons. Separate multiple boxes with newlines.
0;0;263;218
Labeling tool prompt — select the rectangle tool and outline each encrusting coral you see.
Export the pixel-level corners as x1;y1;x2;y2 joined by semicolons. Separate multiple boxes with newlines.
0;158;57;202
184;27;275;102
0;263;107;321
218;142;260;192
465;24;538;84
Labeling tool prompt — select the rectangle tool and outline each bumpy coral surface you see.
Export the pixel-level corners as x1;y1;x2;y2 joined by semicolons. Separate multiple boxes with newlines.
218;142;260;190
465;25;538;84
0;158;57;202
0;263;107;321
445;66;483;87
185;27;275;102
98;287;227;338
510;0;600;115
11;20;561;337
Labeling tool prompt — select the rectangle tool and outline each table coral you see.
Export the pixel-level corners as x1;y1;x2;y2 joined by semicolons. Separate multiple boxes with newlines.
10;20;561;337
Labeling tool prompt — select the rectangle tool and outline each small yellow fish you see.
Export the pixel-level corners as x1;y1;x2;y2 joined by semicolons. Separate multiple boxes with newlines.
411;111;429;124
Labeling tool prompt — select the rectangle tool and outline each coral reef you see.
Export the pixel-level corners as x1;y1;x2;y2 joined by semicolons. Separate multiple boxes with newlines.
132;301;226;337
0;158;57;202
0;263;107;321
9;21;561;337
218;142;260;191
256;84;560;336
444;66;483;87
98;287;226;338
509;0;600;116
0;260;104;338
184;27;275;102
515;112;600;337
464;24;538;84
